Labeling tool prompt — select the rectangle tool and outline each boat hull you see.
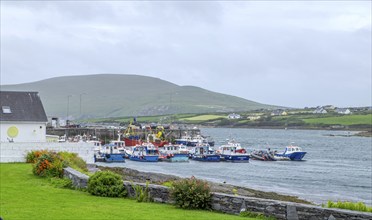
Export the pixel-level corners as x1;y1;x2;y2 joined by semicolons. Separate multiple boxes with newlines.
129;155;159;162
97;153;125;163
288;152;307;161
275;152;306;161
151;140;169;147
221;154;249;162
160;154;189;162
124;137;141;147
191;155;220;162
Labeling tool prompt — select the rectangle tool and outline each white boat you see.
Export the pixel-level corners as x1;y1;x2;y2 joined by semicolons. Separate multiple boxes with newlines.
217;139;250;162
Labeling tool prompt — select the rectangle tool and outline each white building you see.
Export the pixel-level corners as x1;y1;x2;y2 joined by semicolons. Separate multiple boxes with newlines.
0;91;48;142
335;108;352;115
313;108;328;114
227;113;241;119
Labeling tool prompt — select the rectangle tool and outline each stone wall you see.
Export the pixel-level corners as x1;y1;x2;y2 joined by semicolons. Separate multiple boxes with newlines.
64;167;89;189
64;167;372;220
211;193;372;220
123;181;172;203
0;142;95;163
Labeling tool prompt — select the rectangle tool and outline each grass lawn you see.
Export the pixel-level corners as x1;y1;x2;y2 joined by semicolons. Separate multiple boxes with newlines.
303;114;372;126
0;163;252;220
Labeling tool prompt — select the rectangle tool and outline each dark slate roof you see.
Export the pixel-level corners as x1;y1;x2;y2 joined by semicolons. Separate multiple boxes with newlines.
0;91;48;122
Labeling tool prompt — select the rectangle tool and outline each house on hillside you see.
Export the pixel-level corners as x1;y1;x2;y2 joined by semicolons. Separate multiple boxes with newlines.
0;91;48;142
313;107;327;114
335;108;352;115
271;110;288;116
227;113;241;119
323;105;336;110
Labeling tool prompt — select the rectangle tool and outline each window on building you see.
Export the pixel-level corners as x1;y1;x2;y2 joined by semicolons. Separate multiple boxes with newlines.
2;106;11;114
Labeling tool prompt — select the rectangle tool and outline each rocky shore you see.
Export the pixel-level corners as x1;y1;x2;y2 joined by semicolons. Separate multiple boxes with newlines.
354;131;372;137
98;166;312;204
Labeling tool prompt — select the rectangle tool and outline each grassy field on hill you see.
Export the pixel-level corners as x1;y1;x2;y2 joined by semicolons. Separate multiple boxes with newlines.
180;114;225;122
302;114;372;125
0;163;252;220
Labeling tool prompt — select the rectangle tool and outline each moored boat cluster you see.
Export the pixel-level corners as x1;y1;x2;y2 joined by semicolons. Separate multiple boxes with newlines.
93;132;307;163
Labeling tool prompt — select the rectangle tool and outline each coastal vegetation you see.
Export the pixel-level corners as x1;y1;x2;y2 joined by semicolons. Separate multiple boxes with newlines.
0;163;255;220
88;171;127;197
132;181;152;202
99;166;312;204
88;111;372;131
302;114;371;126
26;150;88;178
323;200;372;213
170;176;212;210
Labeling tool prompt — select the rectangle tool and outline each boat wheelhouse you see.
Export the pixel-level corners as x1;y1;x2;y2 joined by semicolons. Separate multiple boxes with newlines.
190;144;220;162
158;144;189;162
129;143;159;162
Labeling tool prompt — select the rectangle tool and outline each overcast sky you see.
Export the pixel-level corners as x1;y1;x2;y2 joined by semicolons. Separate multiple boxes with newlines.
1;1;371;108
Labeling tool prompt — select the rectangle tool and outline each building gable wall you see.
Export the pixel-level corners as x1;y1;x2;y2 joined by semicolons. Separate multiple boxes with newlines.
1;121;46;142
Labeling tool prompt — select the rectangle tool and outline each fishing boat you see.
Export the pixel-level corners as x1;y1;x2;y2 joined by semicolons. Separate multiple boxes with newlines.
129;143;159;162
158;144;189;162
274;145;307;161
222;139;247;154
175;136;191;145
124;121;142;146
190;144;220;162
94;144;126;163
217;144;250;162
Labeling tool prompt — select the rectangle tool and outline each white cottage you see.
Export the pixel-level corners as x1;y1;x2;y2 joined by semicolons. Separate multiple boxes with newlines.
0;91;48;142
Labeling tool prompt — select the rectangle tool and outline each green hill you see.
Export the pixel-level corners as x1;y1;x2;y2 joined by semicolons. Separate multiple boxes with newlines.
0;74;274;119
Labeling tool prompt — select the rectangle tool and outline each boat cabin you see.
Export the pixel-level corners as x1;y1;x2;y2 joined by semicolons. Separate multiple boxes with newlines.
285;146;303;153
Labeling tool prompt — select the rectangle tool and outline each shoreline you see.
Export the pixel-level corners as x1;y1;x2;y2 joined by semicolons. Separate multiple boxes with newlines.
98;165;313;205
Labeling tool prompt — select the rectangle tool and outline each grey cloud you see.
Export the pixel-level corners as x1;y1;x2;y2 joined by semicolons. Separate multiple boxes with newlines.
1;1;370;107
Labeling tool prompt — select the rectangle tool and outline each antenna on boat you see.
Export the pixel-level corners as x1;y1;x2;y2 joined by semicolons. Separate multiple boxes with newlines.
117;131;121;141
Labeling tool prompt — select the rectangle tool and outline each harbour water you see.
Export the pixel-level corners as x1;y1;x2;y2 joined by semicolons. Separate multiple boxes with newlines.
98;128;372;205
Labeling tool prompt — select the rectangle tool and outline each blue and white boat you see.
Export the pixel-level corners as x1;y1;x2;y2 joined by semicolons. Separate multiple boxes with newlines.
159;144;189;162
217;143;250;162
274;145;307;161
190;144;220;162
129;143;159;162
94;144;126;163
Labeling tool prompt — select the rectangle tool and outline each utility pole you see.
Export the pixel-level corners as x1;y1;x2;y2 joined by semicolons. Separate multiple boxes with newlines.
67;95;73;123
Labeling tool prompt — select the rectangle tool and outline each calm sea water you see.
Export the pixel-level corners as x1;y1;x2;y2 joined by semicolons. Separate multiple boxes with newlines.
98;128;372;205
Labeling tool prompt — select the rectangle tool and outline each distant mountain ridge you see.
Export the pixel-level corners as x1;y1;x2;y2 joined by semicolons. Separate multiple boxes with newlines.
0;74;274;119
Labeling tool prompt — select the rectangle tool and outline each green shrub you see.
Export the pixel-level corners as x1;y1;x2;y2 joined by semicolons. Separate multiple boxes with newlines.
323;200;372;213
132;181;152;202
88;171;127;197
170;176;211;210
